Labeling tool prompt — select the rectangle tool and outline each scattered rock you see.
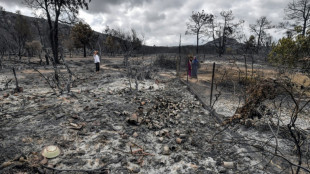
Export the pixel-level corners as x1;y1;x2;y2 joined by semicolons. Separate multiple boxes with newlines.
131;166;140;173
174;130;180;136
19;156;26;162
122;111;130;116
47;163;55;168
128;113;140;125
40;158;48;165
223;161;235;169
162;145;170;155
155;131;160;136
69;122;83;130
180;134;187;138
176;138;182;144
160;129;169;136
173;155;182;163
218;166;226;173
122;134;129;139
128;164;140;173
114;111;121;115
3;93;9;98
132;132;138;138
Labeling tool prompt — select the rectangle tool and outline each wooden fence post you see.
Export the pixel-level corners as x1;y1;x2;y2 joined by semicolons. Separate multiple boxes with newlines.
210;62;216;106
187;65;189;85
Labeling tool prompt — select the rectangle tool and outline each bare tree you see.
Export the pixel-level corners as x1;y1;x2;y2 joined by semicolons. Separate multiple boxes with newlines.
61;29;75;59
108;28;143;91
25;40;42;63
210;10;244;56
0;10;32;60
24;0;91;64
285;0;310;36
249;16;273;52
33;17;51;64
0;7;7;66
15;11;32;59
0;34;9;69
105;35;115;56
186;10;213;54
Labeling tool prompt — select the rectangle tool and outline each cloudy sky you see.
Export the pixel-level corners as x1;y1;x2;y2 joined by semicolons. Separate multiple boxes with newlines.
0;0;290;46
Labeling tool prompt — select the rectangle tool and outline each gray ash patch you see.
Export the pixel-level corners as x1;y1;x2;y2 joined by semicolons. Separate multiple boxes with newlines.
0;59;290;174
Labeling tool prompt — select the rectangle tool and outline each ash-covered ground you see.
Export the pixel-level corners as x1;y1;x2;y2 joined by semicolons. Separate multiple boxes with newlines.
0;56;309;173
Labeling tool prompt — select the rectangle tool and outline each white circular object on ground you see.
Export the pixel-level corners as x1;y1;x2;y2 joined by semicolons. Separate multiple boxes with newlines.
41;145;61;158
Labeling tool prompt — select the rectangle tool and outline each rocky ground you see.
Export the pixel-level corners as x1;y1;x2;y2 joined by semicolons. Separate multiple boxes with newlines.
0;56;309;173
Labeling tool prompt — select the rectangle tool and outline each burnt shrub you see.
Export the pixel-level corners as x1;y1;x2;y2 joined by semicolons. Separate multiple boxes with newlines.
153;54;176;69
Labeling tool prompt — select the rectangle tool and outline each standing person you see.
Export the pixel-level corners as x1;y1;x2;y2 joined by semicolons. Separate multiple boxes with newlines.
188;56;193;77
191;56;199;78
93;51;100;73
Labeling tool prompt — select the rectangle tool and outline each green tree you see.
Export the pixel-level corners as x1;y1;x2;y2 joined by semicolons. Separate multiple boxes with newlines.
269;37;297;67
268;28;310;67
186;10;213;54
24;0;91;64
71;21;93;57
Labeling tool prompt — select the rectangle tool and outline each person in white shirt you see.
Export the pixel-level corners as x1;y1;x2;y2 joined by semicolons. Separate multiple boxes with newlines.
93;51;100;72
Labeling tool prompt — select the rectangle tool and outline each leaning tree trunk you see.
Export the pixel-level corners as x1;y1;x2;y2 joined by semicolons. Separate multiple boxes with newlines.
12;67;22;93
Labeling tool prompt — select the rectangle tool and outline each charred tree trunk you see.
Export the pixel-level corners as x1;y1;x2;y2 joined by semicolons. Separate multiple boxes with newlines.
12;67;22;93
244;55;247;81
18;48;22;60
196;32;199;54
83;44;86;57
45;54;50;65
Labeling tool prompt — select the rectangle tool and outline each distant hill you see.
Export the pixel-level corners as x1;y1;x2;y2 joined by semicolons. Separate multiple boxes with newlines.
0;10;245;57
205;37;243;46
0;10;108;56
0;10;69;46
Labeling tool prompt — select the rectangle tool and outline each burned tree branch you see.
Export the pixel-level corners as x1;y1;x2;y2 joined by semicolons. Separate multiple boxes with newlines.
32;67;57;94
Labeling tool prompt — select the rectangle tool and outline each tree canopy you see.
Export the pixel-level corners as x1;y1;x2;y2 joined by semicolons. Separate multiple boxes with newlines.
285;0;310;36
268;28;310;68
24;0;91;63
186;10;213;54
71;21;93;57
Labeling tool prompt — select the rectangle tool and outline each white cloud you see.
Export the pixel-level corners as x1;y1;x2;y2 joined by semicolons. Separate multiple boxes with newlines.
0;1;33;16
0;0;292;46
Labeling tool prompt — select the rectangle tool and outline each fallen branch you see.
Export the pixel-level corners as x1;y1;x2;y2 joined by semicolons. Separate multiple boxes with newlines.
12;67;22;93
41;165;109;173
33;67;56;94
4;79;12;89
